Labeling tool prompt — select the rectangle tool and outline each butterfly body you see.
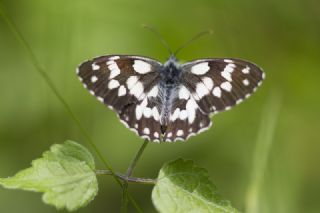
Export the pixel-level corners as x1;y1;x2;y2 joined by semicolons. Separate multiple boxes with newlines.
158;56;182;127
77;54;265;142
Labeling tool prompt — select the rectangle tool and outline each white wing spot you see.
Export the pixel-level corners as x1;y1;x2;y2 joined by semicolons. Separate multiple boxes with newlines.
118;85;127;96
148;85;158;97
179;86;190;100
141;135;150;140
134;123;138;128
154;132;159;138
242;79;250;86
186;98;197;123
220;82;232;92
135;98;148;120
202;77;214;90
174;137;184;142
120;119;129;128
221;64;235;82
224;59;233;63
152;107;160;121
221;71;232;82
143;107;152;118
224;64;235;73
179;110;188;120
109;56;120;60
170;108;180;121
92;63;100;70
143;127;150;135
126;76;139;89
89;90;95;95
108;79;120;89
236;99;243;104
196;83;209;99
212;87;221;97
108;62;121;79
97;97;104;103
242;66;250;74
177;130;184;137
130;81;144;98
91;76;98;83
133;60;152;74
191;62;210;75
167;132;172;138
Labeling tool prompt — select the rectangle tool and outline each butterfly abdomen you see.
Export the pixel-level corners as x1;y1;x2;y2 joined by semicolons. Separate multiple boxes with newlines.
158;81;178;128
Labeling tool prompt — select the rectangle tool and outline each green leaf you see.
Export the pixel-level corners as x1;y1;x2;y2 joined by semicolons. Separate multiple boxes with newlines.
152;158;241;213
0;140;98;211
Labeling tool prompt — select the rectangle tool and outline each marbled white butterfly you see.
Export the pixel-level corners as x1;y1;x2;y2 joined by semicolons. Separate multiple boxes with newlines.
77;32;265;142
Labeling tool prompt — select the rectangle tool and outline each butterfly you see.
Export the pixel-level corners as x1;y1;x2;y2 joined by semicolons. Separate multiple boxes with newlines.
77;53;265;142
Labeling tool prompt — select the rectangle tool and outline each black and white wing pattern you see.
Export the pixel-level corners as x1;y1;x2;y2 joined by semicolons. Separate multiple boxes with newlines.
77;55;163;141
163;58;265;142
77;55;265;143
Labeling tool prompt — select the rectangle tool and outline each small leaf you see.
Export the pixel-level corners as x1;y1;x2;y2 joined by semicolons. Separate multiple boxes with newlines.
152;158;240;213
0;140;98;211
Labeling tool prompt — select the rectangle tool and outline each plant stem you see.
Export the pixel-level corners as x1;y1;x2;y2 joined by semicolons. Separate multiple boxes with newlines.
96;170;157;185
121;140;149;213
0;3;142;212
0;1;120;185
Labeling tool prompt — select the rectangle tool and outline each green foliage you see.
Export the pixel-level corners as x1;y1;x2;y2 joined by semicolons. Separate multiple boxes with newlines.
152;158;240;213
0;141;98;212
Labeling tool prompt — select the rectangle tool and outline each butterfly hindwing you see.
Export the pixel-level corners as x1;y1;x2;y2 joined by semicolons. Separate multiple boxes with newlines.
119;90;162;142
77;55;163;141
181;58;265;114
163;88;212;142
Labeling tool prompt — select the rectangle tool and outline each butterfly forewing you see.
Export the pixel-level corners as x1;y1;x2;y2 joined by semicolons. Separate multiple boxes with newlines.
77;55;163;141
181;58;265;114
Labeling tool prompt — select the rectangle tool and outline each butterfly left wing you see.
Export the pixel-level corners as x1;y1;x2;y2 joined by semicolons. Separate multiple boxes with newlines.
77;55;163;141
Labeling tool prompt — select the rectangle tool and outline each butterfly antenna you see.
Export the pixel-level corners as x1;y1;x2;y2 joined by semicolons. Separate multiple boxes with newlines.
142;24;173;55
174;29;213;56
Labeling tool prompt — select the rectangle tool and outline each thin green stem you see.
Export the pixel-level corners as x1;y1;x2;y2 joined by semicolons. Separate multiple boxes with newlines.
0;0;120;187
121;140;149;213
0;3;141;212
96;170;157;185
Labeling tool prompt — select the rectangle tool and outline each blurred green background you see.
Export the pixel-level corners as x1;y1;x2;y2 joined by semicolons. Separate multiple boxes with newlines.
0;0;319;212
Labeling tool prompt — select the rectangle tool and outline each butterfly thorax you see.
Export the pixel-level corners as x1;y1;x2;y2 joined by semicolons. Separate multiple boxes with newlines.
160;56;181;84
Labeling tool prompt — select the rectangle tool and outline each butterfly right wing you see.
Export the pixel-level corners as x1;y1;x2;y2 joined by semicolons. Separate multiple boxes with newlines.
180;58;265;114
163;58;265;142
